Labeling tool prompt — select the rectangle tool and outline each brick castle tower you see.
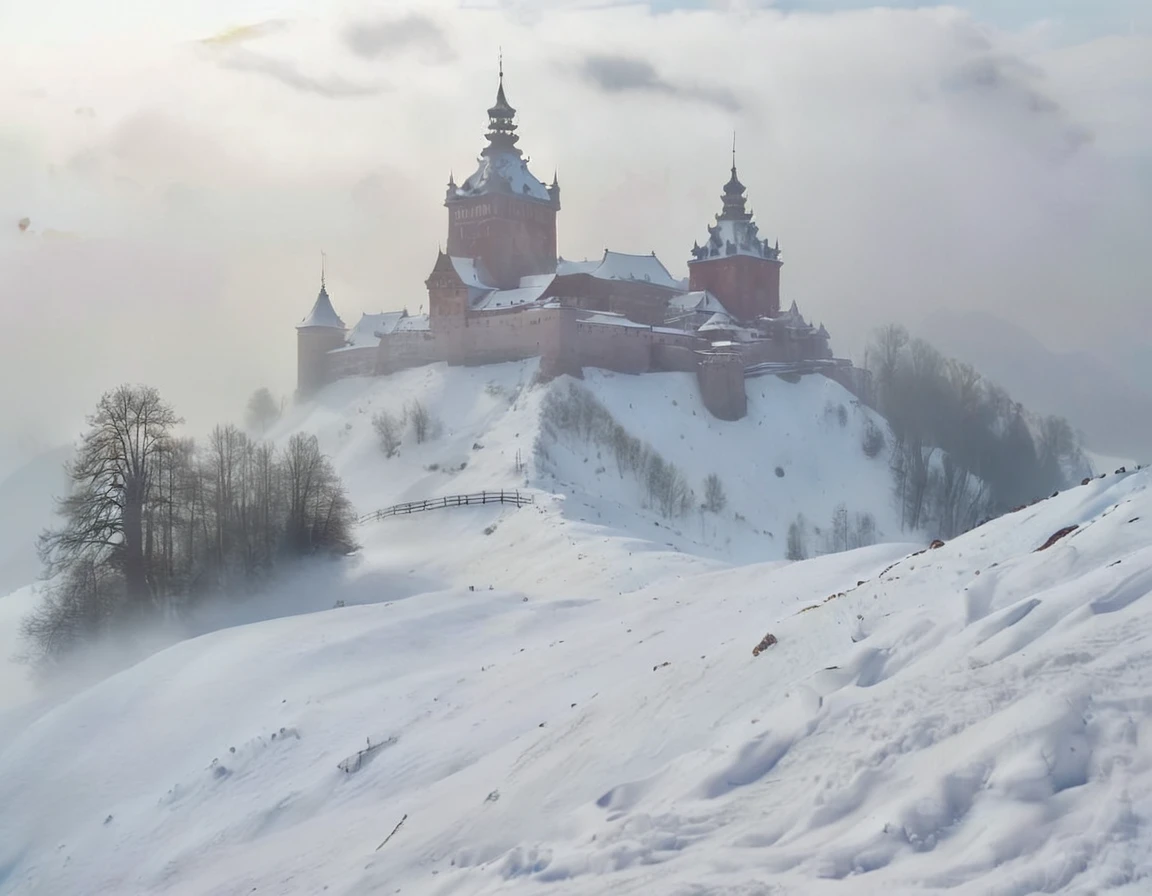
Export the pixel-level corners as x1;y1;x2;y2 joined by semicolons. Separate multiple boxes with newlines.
442;61;560;290
687;143;782;323
295;269;346;397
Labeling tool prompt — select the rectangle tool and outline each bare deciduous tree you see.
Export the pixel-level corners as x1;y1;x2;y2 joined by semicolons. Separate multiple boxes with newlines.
24;387;357;664
39;385;182;610
245;387;281;435
372;410;402;458
703;474;727;513
786;515;808;561
407;400;432;444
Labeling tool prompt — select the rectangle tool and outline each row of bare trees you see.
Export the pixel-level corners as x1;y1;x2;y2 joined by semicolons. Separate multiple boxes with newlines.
865;325;1089;536
536;382;696;519
25;385;355;661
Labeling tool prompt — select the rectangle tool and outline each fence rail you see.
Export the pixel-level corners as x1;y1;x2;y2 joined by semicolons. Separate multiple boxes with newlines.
359;490;535;524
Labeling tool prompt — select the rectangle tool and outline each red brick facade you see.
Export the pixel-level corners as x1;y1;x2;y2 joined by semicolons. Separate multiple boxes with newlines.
446;194;557;290
688;253;781;322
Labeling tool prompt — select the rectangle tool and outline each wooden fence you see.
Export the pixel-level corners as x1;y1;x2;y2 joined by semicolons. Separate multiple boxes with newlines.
358;490;535;524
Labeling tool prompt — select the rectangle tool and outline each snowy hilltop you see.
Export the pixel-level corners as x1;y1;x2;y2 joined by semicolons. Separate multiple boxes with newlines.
279;359;907;570
1;362;1150;895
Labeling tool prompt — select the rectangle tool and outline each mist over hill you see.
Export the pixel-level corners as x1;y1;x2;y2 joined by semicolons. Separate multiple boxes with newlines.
918;309;1152;458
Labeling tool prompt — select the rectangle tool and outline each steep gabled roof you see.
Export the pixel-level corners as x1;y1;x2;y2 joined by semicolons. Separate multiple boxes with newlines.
329;312;405;353
668;290;729;315
556;250;681;291
448;256;495;290
699;311;737;332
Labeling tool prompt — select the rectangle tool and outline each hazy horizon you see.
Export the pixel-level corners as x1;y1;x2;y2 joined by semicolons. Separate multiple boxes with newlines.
2;0;1150;471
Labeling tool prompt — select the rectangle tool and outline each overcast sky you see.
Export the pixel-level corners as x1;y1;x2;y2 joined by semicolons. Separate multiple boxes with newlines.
1;0;1150;469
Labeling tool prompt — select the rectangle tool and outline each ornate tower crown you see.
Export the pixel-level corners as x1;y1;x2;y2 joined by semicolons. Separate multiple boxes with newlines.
484;53;520;157
719;135;751;222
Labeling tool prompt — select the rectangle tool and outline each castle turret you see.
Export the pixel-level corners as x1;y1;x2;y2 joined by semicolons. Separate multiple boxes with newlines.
444;60;559;289
687;140;782;323
296;272;347;398
548;171;561;209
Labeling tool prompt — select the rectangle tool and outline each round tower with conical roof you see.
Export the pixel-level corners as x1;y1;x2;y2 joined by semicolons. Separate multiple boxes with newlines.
296;269;347;399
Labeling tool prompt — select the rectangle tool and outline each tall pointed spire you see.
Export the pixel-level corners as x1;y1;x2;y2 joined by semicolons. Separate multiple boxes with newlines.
298;254;345;330
484;50;520;156
720;136;749;221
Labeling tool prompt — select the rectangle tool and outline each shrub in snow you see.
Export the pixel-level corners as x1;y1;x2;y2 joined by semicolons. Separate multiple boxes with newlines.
372;410;402;458
820;506;878;554
406;400;438;444
786;515;808;561
862;419;886;459
703;474;727;513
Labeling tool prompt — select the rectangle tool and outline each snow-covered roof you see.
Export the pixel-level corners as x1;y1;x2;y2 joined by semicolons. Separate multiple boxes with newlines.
579;312;651;329
451;151;551;203
667;290;728;315
691;217;781;264
330;311;406;352
555;257;600;276
472;283;551;311
297;285;345;330
395;314;431;332
449;256;494;290
519;273;555;289
652;326;698;337
699;311;737;332
765;300;815;332
556;250;681;290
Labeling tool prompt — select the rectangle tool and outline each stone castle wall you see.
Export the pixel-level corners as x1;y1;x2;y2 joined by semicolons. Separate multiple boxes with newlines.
696;353;747;421
308;306;900;425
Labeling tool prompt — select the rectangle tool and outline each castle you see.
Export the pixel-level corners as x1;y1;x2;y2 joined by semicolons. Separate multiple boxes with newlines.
297;67;857;420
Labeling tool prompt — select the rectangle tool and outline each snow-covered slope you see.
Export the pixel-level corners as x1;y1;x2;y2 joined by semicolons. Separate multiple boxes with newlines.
1;465;1149;894
2;366;1149;895
271;359;903;569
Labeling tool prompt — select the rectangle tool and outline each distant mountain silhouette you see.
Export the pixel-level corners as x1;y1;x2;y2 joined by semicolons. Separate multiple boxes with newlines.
917;309;1151;459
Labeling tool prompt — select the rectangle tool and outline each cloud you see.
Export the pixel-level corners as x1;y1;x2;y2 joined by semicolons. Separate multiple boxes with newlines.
343;13;457;63
199;20;290;47
940;46;1093;156
212;48;385;99
0;0;1149;467
576;53;742;110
